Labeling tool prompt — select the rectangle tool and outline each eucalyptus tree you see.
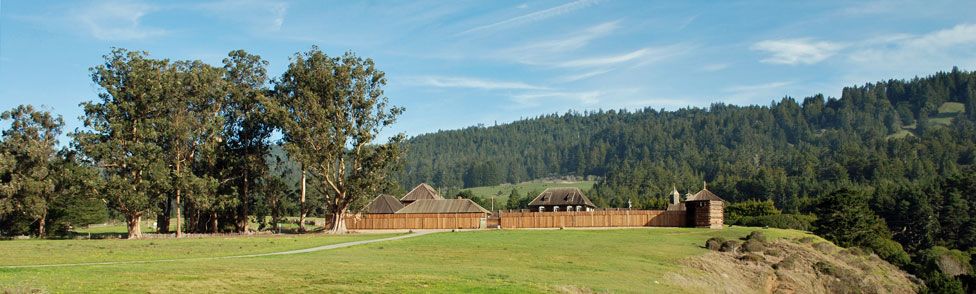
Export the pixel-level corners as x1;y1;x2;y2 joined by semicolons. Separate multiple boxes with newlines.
222;50;274;232
157;59;228;237
276;47;404;233
73;49;169;239
0;105;63;237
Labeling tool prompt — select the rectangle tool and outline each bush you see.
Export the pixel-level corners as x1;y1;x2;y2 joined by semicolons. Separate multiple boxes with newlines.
742;239;765;253
920;273;966;294
798;237;814;243
862;236;910;268
720;240;740;253
705;237;726;251
739;253;764;263
725;199;781;223
733;214;816;231
775;256;797;270
813;242;835;254
746;231;766;243
765;248;783;257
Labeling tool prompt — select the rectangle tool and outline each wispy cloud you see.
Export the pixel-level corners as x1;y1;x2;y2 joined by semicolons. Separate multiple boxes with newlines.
557;69;614;83
844;23;976;80
724;81;793;93
555;45;688;68
405;76;547;90
195;0;289;32
702;63;729;72
515;21;620;53
510;91;603;106
74;1;165;41
751;38;846;65
458;0;602;36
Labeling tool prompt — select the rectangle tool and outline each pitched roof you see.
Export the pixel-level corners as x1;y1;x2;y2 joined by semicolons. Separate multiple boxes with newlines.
401;183;444;202
395;199;489;214
364;194;404;214
687;188;724;201
528;187;596;207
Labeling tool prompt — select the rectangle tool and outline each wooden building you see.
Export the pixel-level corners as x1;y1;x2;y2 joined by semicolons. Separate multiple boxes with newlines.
684;184;725;229
363;194;404;214
400;183;444;206
395;199;489;214
528;187;597;212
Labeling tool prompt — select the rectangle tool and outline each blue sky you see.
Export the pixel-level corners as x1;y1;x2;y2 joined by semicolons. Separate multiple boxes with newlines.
2;0;976;142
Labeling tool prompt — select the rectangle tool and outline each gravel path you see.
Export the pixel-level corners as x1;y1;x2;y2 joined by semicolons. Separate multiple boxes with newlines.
0;231;437;269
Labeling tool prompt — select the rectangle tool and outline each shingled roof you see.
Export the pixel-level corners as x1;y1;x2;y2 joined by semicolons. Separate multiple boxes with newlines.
395;199;489;214
401;183;444;202
364;194;404;214
528;187;596;208
687;188;724;201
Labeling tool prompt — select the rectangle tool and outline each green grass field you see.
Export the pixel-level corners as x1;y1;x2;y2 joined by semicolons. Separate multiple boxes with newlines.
0;227;817;293
463;180;596;209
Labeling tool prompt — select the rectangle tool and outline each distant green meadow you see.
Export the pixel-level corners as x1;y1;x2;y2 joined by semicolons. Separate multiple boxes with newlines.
0;227;816;293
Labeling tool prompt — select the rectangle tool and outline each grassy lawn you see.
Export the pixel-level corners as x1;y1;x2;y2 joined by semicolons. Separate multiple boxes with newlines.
463;180;596;208
0;233;400;266
0;227;818;293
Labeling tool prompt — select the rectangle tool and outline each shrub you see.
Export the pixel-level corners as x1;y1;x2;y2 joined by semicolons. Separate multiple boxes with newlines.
733;214;816;231
725;199;781;223
843;247;866;256
814;261;838;276
742;239;765;253
813;242;835;254
862;237;910;268
798;237;814;243
746;231;766;243
720;240;740;253
739;253;764;263
765;248;783;257
705;237;726;251
775;256;797;270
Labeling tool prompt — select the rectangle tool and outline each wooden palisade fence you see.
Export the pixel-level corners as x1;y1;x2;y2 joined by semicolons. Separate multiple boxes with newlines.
499;210;687;229
346;213;488;230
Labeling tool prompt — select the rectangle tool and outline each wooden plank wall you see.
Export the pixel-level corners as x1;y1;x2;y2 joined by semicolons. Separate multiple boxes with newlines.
346;213;487;229
498;210;687;228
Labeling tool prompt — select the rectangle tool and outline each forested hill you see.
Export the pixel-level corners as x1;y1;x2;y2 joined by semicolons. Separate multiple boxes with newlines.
394;69;976;211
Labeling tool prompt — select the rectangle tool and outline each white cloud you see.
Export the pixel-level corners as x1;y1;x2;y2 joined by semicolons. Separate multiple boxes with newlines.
843;23;976;82
458;0;602;35
702;63;729;72
195;0;289;32
516;21;620;53
406;76;547;90
751;38;846;65
75;1;165;41
510;91;603;106
557;69;614;82
555;45;688;68
724;81;793;93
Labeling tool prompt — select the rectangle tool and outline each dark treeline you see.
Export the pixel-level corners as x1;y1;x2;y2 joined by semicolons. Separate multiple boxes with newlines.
397;68;976;292
0;47;403;238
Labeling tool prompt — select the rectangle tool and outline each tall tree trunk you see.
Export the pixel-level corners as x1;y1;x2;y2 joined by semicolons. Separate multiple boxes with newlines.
38;213;47;238
240;170;249;232
299;168;307;232
157;197;171;233
327;207;347;234
126;213;143;239
212;211;218;233
175;188;182;238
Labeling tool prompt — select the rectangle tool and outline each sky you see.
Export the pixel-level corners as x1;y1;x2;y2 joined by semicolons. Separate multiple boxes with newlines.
2;0;976;143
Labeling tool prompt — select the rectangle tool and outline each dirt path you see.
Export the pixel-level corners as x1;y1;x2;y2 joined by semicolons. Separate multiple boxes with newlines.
0;231;437;269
